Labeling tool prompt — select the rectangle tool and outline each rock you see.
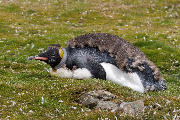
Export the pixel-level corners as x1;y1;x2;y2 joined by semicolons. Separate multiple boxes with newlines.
119;100;144;116
79;90;144;116
79;94;99;109
96;101;119;112
79;90;117;109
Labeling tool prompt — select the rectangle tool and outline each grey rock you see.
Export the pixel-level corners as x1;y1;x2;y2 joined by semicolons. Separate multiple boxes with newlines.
87;90;117;100
119;100;144;116
79;94;99;109
79;90;144;116
79;90;117;109
96;101;119;112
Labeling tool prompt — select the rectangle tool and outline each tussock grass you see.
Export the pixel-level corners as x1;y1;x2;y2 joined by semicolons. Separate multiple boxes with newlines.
0;0;179;119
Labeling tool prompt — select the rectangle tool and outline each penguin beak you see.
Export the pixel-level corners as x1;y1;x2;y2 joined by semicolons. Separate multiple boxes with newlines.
27;56;48;61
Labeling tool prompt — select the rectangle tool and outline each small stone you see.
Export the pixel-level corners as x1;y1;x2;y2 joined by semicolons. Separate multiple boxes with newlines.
79;90;117;109
86;90;117;100
79;94;99;109
119;100;144;116
96;101;119;112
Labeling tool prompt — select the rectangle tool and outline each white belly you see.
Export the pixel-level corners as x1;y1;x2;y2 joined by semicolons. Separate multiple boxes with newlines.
100;63;144;93
50;68;92;79
50;68;73;78
72;68;92;79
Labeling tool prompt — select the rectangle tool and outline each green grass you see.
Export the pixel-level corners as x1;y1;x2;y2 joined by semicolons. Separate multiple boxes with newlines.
0;0;179;119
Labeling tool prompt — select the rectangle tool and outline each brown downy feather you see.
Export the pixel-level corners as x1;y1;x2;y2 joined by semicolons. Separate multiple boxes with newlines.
67;33;164;81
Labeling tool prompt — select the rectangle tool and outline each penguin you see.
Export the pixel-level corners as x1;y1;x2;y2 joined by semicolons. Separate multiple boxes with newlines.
28;33;166;93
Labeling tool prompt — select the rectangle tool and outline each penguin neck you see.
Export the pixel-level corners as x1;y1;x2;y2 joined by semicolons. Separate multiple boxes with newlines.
54;48;68;70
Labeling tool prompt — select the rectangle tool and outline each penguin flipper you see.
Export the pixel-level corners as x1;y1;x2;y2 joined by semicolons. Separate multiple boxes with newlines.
87;60;106;80
74;59;106;80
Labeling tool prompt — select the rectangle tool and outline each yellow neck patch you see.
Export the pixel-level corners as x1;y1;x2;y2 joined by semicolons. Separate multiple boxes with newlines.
59;48;63;59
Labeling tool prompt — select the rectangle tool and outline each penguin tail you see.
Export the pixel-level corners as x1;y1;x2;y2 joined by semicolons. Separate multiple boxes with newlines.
144;78;167;92
125;58;167;92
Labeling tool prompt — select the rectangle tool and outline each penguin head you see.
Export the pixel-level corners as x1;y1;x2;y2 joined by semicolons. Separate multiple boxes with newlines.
28;44;62;69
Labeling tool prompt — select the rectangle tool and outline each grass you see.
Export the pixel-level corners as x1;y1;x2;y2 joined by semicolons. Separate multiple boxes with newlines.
0;0;179;119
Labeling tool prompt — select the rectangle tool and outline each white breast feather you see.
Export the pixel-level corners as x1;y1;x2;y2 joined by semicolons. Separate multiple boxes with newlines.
50;68;92;79
50;68;73;78
73;68;92;79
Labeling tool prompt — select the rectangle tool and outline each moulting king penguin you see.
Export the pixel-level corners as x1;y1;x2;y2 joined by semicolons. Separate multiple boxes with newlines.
28;33;166;93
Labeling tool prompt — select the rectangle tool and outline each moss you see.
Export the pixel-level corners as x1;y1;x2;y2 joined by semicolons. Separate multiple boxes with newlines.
0;4;21;13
